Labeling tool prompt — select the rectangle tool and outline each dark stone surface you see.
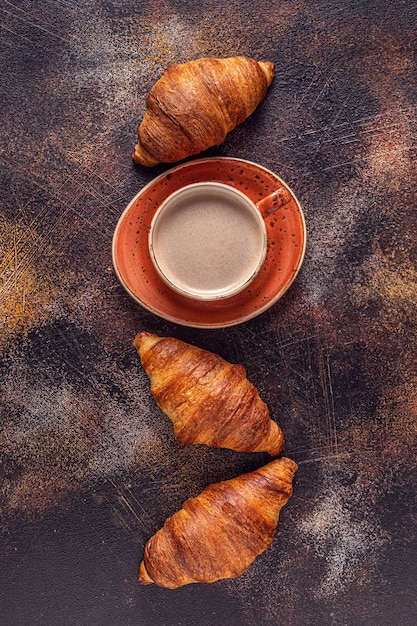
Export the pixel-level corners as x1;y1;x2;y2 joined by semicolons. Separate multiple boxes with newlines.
1;1;416;624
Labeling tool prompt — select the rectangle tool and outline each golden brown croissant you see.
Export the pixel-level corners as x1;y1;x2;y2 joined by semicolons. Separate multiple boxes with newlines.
133;332;284;455
132;56;275;166
139;457;297;588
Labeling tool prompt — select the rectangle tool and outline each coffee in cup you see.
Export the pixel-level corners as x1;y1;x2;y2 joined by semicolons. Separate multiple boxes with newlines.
148;182;289;301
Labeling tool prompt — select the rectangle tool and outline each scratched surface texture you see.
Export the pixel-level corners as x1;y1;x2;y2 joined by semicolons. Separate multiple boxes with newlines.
1;0;416;624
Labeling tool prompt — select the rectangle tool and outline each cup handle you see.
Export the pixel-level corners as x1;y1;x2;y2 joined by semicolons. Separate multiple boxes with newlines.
255;187;292;218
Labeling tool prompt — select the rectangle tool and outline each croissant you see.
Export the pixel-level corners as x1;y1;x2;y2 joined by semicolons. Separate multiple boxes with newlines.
132;56;275;166
133;332;284;455
139;457;297;588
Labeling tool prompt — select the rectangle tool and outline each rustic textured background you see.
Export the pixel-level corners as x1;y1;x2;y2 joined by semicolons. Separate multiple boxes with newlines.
1;1;416;624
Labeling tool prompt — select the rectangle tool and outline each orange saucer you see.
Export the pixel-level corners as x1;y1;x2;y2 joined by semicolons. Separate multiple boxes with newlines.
112;157;306;328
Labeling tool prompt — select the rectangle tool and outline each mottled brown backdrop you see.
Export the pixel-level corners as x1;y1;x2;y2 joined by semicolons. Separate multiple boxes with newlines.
1;1;416;625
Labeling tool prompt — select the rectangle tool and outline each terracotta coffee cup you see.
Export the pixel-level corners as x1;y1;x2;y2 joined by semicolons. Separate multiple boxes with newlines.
148;181;291;301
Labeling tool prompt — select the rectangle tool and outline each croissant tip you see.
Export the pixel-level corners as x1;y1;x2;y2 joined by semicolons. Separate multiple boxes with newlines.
281;456;298;473
132;334;142;351
132;141;160;167
257;60;275;87
133;331;149;345
133;332;161;357
139;560;154;585
260;457;298;491
252;419;284;456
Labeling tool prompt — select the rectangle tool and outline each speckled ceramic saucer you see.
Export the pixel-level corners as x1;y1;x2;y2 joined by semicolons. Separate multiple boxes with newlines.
112;157;306;328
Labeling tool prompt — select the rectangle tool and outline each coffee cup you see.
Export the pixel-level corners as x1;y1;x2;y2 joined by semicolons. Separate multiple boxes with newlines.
148;181;292;301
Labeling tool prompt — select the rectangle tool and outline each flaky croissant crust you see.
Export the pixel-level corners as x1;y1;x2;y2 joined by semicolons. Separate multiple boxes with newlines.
133;332;284;456
132;56;275;166
139;457;297;588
